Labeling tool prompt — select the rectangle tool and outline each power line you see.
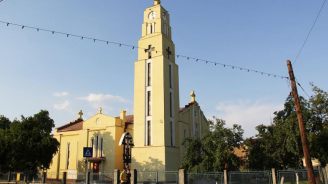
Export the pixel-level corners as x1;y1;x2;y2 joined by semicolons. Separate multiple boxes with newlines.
294;0;327;63
0;19;289;81
176;54;289;80
296;81;311;98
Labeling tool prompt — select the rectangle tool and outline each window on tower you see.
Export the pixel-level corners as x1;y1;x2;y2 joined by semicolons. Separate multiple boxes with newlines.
169;64;172;89
169;92;173;117
148;23;155;34
146;120;152;146
147;62;151;86
170;121;174;146
147;91;152;116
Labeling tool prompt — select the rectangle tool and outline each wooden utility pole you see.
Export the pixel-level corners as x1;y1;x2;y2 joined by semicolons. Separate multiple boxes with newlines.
287;60;316;184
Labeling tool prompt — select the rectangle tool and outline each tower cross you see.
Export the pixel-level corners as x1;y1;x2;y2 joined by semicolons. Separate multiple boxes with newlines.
145;45;155;59
166;47;172;59
78;110;83;119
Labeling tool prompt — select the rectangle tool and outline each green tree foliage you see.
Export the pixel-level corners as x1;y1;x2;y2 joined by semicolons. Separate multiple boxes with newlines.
182;118;244;172
246;85;328;169
0;116;11;171
0;111;59;174
308;84;328;166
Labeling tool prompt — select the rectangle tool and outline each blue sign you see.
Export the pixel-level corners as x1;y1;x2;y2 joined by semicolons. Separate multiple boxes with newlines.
83;147;93;158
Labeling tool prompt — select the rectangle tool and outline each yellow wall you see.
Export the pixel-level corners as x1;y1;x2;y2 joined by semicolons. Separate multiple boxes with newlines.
47;112;127;179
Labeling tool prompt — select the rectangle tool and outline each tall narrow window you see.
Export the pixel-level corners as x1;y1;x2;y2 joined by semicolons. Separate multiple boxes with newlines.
169;92;173;117
151;22;155;33
195;123;199;138
91;138;94;158
147;91;152;116
163;23;167;35
95;135;99;157
169;65;172;89
146;120;151;146
170;121;174;146
100;138;103;157
66;143;70;169
147;23;152;35
147;63;151;86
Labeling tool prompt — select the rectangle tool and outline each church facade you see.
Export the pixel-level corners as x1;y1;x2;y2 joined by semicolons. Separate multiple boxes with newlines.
47;0;209;180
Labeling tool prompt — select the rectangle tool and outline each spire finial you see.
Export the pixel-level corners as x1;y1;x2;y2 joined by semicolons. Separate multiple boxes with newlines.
190;90;196;103
78;110;83;119
98;107;103;114
154;0;161;5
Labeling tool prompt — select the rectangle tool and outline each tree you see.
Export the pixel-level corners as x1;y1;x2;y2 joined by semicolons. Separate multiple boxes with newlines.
247;85;328;169
308;84;328;166
0;110;59;175
245;125;281;170
0;116;11;171
182;118;244;172
246;95;310;170
0;115;11;129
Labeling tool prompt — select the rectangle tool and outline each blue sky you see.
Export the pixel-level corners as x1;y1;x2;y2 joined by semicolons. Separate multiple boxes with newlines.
0;1;327;137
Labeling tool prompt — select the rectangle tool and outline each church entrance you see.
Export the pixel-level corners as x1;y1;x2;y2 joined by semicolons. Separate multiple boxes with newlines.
92;162;100;173
88;158;105;181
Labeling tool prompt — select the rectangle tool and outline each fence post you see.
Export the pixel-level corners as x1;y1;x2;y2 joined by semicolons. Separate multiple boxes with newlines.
7;171;11;182
178;169;186;184
280;176;284;184
272;168;277;184
318;166;327;184
16;173;21;182
85;171;90;184
42;172;47;184
130;169;137;184
62;172;67;184
114;169;120;184
156;171;159;184
224;170;228;184
324;166;328;184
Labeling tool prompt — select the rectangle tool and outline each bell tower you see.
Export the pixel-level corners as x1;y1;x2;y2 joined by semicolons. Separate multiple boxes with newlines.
133;0;180;171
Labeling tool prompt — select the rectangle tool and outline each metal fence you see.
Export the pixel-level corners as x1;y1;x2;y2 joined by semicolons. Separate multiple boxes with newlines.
187;172;224;184
229;171;272;184
277;169;320;184
0;172;44;184
45;172;114;184
1;168;326;184
137;171;178;184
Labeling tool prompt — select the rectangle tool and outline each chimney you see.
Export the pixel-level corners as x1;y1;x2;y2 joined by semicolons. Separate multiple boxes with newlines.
120;110;127;122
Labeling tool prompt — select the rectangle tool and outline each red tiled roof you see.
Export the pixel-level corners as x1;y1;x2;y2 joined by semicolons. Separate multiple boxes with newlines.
57;115;134;133
125;115;134;124
57;118;83;132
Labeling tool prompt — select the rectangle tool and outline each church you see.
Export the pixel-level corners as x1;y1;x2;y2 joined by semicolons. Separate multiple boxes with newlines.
47;0;209;180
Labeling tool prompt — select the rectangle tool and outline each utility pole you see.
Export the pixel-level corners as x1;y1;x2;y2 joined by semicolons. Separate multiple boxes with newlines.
287;60;316;184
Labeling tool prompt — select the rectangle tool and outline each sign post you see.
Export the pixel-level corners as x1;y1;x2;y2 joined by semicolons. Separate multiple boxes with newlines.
83;147;93;184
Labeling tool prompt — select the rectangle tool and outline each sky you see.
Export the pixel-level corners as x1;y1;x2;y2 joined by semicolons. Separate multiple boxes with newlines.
0;0;327;138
